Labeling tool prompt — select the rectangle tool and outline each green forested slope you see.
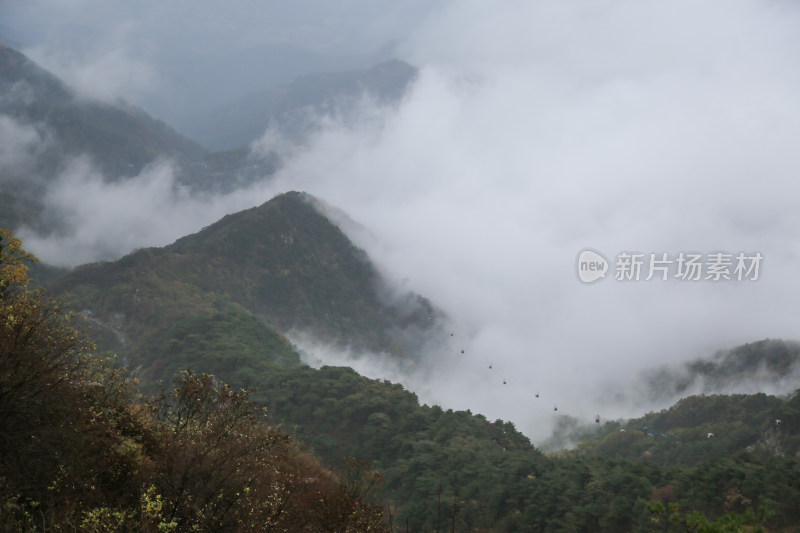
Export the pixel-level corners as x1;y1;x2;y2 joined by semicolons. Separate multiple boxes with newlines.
47;191;436;380
0;229;386;532
27;185;800;531
242;361;800;531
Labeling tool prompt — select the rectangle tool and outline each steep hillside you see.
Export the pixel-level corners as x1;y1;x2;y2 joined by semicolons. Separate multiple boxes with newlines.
0;45;208;234
249;365;800;531
9;225;800;531
48;191;437;380
0;45;206;177
132;331;800;531
0;237;387;531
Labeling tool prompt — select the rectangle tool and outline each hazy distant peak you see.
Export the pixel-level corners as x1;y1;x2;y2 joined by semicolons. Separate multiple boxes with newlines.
642;338;800;402
366;58;416;73
0;45;73;102
0;46;206;175
183;59;419;150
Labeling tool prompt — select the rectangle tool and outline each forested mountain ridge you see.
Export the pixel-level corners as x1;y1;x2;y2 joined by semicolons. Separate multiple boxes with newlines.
0;229;388;531
46;191;438;383
0;45;206;178
242;362;800;531
7;224;800;530
544;338;800;465
556;390;800;467
0;45;417;243
0;45;207;233
642;339;800;401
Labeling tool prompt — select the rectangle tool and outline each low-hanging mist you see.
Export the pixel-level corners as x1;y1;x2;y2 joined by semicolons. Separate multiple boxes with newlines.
6;0;800;443
259;0;800;441
15;156;277;267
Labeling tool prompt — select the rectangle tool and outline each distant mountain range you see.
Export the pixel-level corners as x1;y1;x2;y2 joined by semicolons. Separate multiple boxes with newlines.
0;45;206;178
642;339;800;401
0;45;417;233
0;45;207;232
179;59;417;151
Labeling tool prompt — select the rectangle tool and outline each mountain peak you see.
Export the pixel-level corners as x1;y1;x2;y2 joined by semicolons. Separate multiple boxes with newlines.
49;192;435;369
184;59;419;150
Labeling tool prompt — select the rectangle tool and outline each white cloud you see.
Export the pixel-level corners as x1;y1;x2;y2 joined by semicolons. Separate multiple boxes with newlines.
23;29;160;104
260;0;800;440
0;114;48;172
7;0;800;442
17;156;281;267
4;0;442;117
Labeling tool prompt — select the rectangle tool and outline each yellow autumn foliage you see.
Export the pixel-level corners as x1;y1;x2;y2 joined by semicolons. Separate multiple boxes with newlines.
0;228;38;292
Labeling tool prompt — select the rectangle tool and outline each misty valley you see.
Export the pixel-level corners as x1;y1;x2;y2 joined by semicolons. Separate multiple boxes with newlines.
3;3;800;531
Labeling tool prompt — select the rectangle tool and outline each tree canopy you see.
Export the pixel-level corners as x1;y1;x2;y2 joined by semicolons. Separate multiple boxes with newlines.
0;229;387;532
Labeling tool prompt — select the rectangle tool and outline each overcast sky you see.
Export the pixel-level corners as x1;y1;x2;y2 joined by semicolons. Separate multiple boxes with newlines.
0;0;441;120
4;0;800;441
255;0;800;438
